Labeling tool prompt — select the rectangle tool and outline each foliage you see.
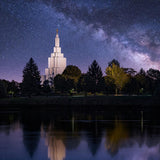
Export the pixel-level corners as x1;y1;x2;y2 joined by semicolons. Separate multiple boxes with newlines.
0;79;20;98
147;68;160;80
62;65;81;83
124;77;139;95
0;80;8;98
134;68;147;94
2;57;160;96
86;60;105;93
104;76;116;94
147;68;160;95
63;65;81;80
77;74;87;93
123;68;137;76
54;74;74;93
42;80;51;94
62;65;81;91
22;58;41;96
105;63;129;94
8;80;20;96
108;59;120;67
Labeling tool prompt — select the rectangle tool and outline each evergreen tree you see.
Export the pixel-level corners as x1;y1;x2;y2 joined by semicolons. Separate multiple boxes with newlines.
0;80;8;98
86;60;105;93
22;58;41;96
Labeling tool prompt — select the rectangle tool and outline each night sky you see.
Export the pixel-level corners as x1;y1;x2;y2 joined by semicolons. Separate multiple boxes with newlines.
0;0;160;82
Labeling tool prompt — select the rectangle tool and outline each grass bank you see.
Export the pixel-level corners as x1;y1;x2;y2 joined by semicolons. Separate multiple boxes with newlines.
0;95;159;108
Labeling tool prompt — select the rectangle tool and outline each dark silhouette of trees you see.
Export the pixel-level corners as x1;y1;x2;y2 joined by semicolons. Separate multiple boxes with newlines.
8;80;20;96
42;80;51;95
54;74;74;93
134;68;147;95
123;68;137;77
0;80;8;98
62;65;81;81
147;68;160;95
123;68;137;95
21;58;41;96
63;65;81;90
86;60;105;93
2;57;160;97
108;59;120;67
147;68;160;80
77;74;87;93
54;65;81;94
0;79;20;98
104;76;116;94
54;74;66;93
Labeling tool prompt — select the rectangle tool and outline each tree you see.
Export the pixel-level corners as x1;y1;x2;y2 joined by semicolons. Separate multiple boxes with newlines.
8;80;20;96
104;76;116;94
63;65;81;82
0;80;8;98
105;63;129;95
22;58;41;96
123;68;137;95
54;74;75;93
124;76;139;95
86;60;105;93
147;68;160;95
77;74;88;93
63;65;81;80
42;80;51;95
53;74;64;93
62;65;81;91
134;68;147;95
147;68;160;80
108;59;120;68
123;68;137;77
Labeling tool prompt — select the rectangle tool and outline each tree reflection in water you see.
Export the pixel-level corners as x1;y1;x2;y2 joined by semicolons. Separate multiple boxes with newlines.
105;120;129;154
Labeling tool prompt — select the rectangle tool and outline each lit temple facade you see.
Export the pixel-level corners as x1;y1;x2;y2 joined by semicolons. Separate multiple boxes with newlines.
41;29;67;83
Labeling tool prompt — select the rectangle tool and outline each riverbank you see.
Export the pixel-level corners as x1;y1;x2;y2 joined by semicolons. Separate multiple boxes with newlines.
0;95;160;109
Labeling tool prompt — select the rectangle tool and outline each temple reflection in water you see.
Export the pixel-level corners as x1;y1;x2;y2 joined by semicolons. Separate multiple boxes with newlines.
43;124;66;160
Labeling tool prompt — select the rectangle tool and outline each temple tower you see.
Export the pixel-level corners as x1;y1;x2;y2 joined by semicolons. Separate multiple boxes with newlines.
41;29;67;83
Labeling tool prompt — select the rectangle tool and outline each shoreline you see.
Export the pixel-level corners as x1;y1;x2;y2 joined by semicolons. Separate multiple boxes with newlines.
0;95;160;109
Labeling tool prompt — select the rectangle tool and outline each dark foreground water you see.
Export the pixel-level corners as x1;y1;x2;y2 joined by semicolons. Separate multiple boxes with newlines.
0;108;160;160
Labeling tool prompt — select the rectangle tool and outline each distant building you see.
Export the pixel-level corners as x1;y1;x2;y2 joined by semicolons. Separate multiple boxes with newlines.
41;29;67;84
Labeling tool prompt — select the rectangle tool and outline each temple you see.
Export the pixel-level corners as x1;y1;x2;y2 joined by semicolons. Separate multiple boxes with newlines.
41;29;67;83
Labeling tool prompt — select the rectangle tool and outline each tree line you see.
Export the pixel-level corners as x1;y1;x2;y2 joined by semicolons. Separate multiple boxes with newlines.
1;57;160;98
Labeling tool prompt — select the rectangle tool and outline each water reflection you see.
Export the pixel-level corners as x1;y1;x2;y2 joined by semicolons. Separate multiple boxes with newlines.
105;120;129;154
22;111;41;157
0;109;160;160
44;124;66;160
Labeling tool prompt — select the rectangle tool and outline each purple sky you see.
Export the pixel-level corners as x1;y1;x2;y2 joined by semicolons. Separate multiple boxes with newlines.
0;0;160;82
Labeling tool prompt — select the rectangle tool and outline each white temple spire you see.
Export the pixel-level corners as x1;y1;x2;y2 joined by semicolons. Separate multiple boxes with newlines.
55;29;60;47
41;29;67;84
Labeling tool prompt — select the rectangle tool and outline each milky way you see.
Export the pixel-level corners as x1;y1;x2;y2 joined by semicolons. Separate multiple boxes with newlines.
0;0;160;82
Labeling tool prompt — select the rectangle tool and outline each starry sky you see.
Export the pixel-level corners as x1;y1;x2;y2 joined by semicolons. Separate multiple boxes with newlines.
0;0;160;82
